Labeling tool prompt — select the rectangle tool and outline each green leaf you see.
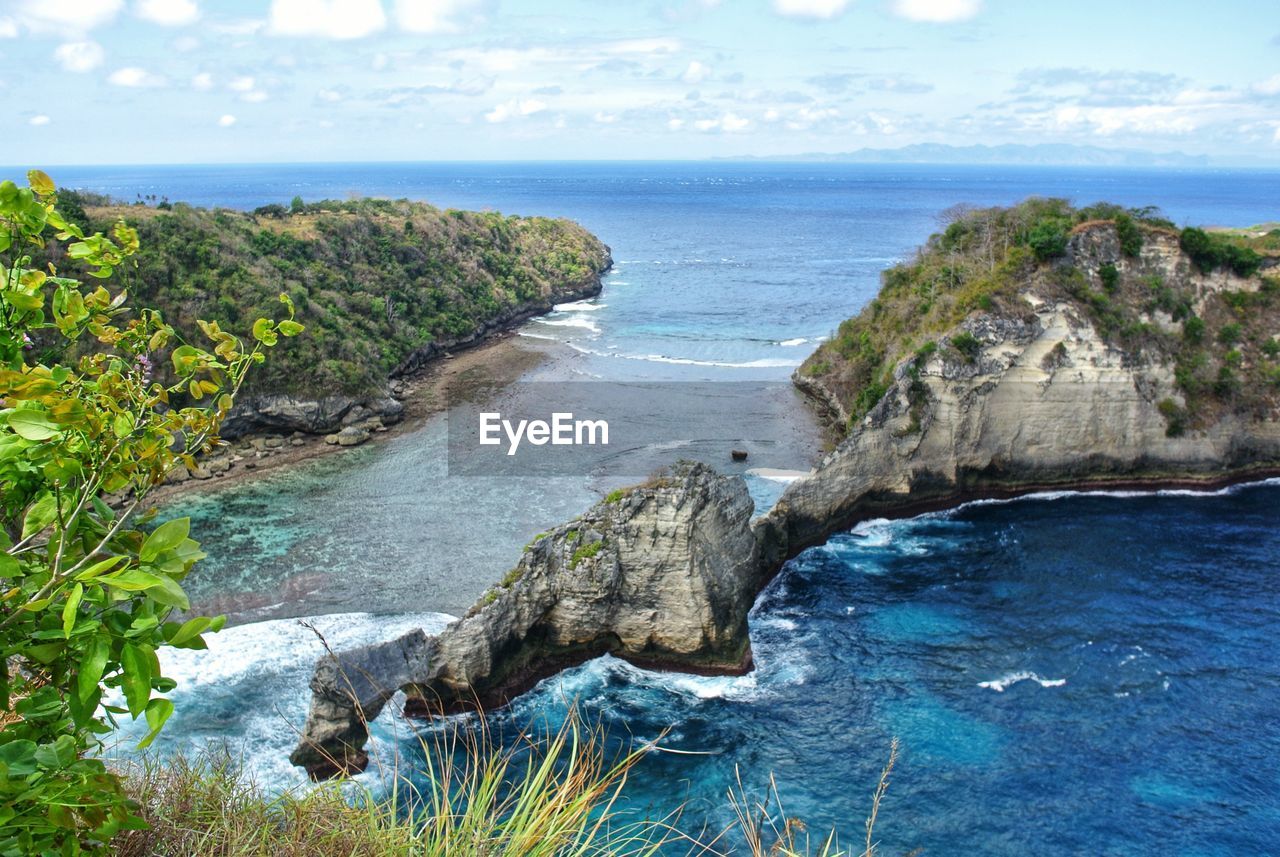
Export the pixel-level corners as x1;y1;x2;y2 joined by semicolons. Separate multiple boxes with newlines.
75;555;127;581
170;344;199;375
112;412;135;438
140;517;190;563
5;408;60;441
79;637;110;704
167;616;211;646
277;319;304;337
0;552;18;579
145;575;190;611
120;643;152;718
0;740;37;776
2;290;42;312
103;569;167;592
27;169;55;196
61;583;83;638
137;698;174;750
33;735;77;769
22;493;57;540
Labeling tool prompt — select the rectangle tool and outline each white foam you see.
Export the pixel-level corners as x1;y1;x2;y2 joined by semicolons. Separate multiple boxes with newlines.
936;477;1280;517
777;338;808;347
978;671;1067;693
552;300;607;312
107;612;455;792
746;468;807;484
537;316;599;332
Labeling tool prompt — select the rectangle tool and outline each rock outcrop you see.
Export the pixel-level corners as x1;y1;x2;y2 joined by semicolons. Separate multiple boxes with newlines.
290;462;758;778
763;223;1280;562
289;207;1280;779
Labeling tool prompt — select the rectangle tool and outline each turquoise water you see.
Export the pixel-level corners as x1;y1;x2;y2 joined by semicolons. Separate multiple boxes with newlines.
62;163;1280;853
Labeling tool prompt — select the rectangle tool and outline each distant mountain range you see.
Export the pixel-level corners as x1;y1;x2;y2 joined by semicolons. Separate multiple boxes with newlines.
723;143;1215;168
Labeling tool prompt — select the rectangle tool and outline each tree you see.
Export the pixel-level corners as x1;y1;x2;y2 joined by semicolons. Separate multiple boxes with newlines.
0;171;301;853
290;195;304;215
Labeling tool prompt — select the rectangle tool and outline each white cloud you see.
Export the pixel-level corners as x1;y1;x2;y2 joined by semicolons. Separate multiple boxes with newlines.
12;0;123;32
892;0;981;22
602;37;682;55
593;111;618;124
108;66;165;87
242;90;269;102
1252;74;1280;96
269;0;386;39
394;0;480;33
54;41;104;72
228;75;256;92
317;88;343;101
218;114;237;127
694;112;749;132
192;72;213;90
772;0;850;19
667;117;685;130
0;18;17;37
29;114;50;126
682;60;710;84
484;98;547;123
135;0;198;26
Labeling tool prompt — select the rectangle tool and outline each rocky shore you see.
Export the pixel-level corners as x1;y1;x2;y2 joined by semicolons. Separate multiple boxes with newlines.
288;207;1280;778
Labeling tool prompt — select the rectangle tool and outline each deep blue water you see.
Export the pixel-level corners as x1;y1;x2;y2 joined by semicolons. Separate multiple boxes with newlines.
63;163;1280;854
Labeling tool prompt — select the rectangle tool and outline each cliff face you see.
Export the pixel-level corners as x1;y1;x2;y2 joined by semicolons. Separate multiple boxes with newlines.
288;202;1280;779
290;462;758;778
765;222;1280;560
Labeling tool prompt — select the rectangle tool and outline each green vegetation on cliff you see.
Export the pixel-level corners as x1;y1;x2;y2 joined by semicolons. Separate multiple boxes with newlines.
49;192;610;397
799;198;1280;434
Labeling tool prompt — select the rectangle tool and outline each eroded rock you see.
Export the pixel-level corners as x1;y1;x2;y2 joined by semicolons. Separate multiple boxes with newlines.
290;461;758;778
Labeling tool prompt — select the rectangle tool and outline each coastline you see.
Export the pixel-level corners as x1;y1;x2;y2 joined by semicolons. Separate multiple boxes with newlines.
146;331;553;507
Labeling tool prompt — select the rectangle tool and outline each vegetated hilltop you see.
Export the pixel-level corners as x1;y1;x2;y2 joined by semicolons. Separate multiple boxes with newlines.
798;198;1280;438
48;191;611;402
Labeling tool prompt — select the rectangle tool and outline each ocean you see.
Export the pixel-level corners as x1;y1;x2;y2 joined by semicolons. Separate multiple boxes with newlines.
37;162;1280;854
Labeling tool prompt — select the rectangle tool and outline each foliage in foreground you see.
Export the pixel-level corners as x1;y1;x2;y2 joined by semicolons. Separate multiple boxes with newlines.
113;714;900;857
0;173;298;853
50;191;611;398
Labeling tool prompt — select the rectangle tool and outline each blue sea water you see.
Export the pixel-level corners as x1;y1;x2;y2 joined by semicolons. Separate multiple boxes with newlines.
44;162;1280;853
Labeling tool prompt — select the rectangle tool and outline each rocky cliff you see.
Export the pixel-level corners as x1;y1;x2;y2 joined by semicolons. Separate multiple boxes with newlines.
769;203;1280;559
290;462;758;778
289;200;1280;777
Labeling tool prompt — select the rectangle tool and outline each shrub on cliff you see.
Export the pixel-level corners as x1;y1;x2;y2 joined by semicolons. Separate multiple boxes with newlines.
0;172;299;853
800;198;1277;435
45;193;609;399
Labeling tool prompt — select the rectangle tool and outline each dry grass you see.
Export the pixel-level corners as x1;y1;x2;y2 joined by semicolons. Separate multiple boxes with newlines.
112;721;903;857
114;710;672;857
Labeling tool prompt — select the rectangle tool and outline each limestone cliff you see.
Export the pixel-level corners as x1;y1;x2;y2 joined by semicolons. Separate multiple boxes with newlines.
290;462;758;778
289;201;1280;778
769;206;1280;559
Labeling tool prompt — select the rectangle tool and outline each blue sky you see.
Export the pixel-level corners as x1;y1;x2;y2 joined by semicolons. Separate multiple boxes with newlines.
1;0;1278;164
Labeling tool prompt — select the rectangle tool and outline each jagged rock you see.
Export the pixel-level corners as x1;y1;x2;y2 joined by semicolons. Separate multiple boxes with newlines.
221;392;407;439
290;462;758;778
324;434;338;445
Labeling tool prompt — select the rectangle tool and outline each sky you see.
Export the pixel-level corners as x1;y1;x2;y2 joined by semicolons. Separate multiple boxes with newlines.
1;0;1278;164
